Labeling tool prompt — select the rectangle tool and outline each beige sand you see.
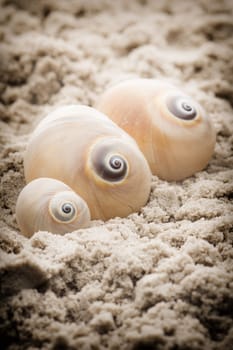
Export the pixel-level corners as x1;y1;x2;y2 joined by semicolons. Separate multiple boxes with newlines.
0;0;233;349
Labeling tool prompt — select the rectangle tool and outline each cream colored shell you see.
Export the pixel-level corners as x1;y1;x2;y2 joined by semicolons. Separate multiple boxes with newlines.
24;105;151;221
96;79;216;181
16;177;91;237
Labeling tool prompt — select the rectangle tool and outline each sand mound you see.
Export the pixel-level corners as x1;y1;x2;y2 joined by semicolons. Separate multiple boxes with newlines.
0;0;233;349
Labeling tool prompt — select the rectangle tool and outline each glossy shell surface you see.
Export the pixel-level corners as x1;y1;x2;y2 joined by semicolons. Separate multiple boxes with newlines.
96;79;216;181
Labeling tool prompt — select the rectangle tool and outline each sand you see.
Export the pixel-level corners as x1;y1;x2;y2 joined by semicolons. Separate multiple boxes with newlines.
0;0;233;349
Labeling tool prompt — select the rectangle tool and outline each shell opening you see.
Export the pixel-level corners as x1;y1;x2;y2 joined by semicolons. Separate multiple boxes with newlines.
166;95;197;120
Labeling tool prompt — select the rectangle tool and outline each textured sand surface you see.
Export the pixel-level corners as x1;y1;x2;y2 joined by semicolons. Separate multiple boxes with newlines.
0;0;233;349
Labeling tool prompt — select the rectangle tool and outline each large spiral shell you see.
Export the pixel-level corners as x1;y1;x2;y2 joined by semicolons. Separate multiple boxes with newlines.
96;79;216;181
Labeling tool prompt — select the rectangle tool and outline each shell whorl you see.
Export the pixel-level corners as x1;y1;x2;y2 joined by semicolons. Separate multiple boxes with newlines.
49;191;78;223
86;137;129;184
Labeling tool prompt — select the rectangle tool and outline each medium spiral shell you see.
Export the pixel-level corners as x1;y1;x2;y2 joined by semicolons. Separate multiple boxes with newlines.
24;105;151;220
96;79;216;181
16;177;91;237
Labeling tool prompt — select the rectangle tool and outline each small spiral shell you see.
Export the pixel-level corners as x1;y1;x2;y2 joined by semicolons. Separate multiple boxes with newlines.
24;105;151;220
96;79;216;181
16;177;91;237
